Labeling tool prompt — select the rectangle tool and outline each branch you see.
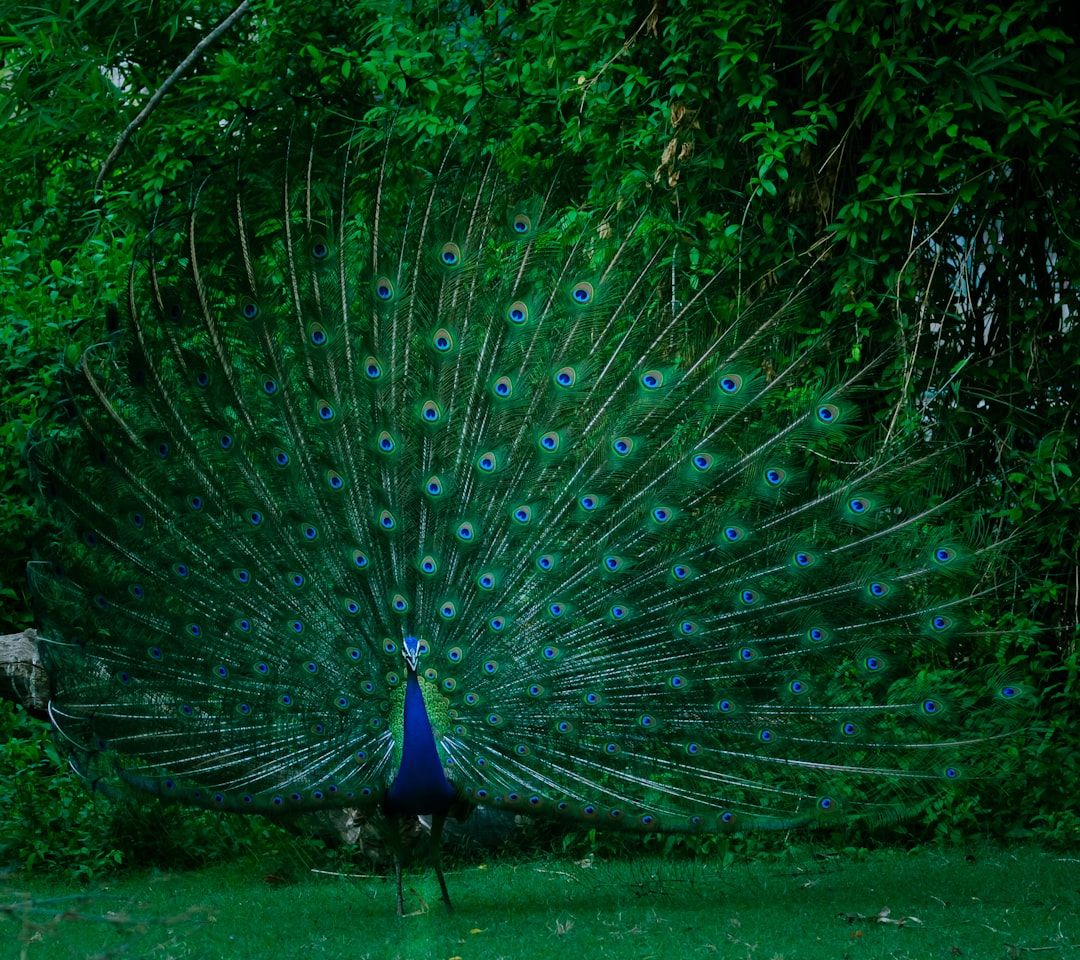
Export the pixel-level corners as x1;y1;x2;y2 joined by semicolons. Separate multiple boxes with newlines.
95;0;252;190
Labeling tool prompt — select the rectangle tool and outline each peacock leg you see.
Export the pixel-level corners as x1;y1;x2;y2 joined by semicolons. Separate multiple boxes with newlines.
428;812;453;913
394;855;406;917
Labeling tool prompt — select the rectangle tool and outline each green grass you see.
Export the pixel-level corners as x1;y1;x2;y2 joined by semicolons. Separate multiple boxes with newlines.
3;845;1076;959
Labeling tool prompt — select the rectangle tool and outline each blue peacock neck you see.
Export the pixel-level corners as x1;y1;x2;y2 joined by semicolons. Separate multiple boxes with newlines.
383;637;458;817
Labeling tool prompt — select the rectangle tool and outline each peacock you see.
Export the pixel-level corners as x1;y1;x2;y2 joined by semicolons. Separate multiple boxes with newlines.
29;128;1025;915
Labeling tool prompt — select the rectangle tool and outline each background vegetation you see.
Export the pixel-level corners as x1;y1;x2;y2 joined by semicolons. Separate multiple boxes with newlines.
1;0;1077;876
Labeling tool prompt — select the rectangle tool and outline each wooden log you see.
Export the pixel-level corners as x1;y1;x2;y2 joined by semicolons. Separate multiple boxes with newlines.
0;628;50;721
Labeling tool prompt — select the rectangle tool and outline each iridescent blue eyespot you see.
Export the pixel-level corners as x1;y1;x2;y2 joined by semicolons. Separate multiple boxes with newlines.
571;282;594;303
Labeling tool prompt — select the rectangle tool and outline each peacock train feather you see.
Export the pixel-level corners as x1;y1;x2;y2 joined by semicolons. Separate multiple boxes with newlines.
30;129;1026;914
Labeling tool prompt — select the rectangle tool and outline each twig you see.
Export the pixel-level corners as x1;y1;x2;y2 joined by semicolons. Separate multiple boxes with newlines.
95;0;252;190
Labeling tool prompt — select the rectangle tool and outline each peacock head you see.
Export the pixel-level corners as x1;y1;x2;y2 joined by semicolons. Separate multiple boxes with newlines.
402;635;426;673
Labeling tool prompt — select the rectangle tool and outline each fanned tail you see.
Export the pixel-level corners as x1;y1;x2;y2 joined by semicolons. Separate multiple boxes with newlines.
31;127;1029;837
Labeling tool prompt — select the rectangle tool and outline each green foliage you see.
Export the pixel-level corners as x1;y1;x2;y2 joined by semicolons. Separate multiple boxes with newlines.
0;0;1077;863
0;702;122;878
0;701;326;878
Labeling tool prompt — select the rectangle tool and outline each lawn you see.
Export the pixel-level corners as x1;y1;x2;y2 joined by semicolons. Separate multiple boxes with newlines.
4;845;1077;959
